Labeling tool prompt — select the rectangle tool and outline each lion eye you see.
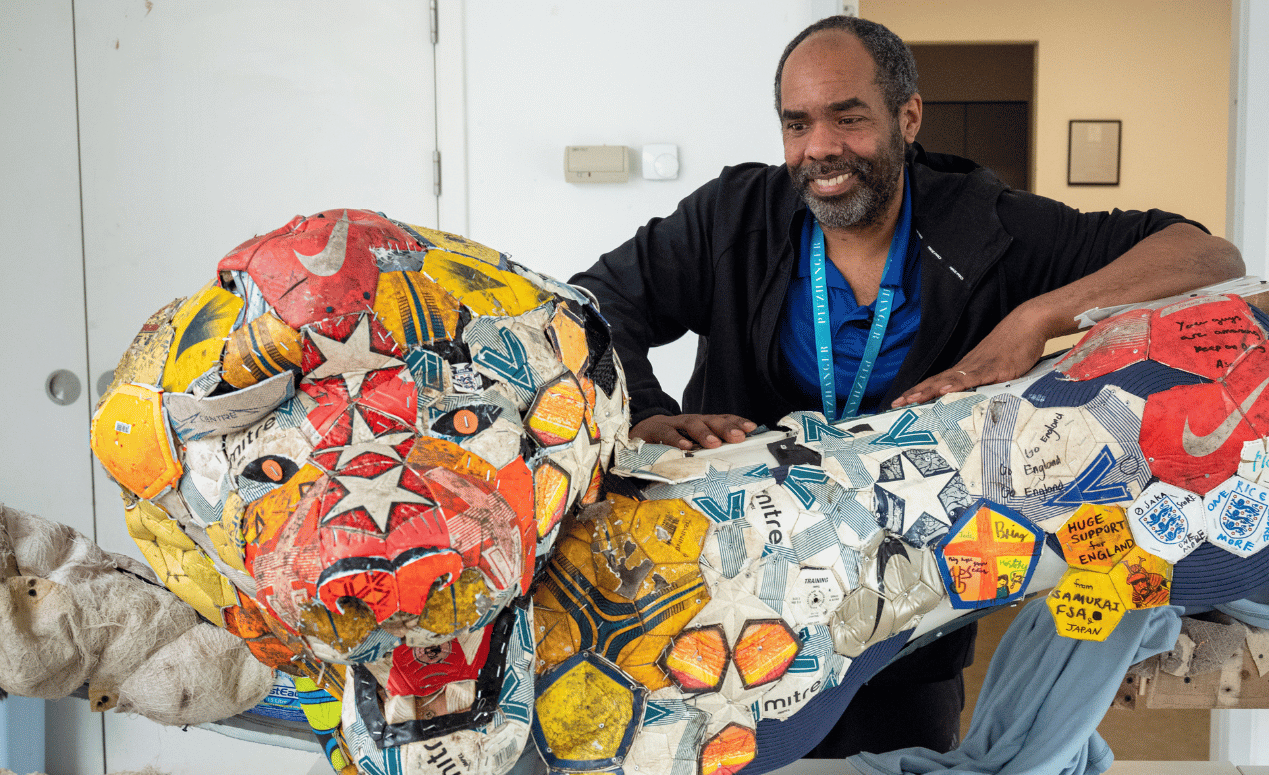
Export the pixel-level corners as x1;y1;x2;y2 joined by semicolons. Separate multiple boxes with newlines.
242;455;298;484
431;405;501;438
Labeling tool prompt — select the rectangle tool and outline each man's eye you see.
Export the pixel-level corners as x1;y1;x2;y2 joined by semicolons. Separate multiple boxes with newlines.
241;455;299;484
431;405;501;437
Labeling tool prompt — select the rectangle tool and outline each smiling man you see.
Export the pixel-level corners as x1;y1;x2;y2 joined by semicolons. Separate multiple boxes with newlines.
571;15;1242;757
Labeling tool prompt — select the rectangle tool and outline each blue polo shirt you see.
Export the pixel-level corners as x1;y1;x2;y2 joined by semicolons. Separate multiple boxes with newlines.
778;177;923;417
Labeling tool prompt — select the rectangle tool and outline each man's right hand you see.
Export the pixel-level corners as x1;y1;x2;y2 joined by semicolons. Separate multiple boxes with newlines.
631;414;758;450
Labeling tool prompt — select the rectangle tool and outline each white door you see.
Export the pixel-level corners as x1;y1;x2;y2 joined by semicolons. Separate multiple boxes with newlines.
4;1;440;772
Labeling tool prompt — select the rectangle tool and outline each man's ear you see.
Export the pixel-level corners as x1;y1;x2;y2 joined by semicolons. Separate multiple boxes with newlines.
900;94;922;144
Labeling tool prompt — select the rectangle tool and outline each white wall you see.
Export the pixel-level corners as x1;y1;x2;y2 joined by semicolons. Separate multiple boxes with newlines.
460;1;822;277
458;1;832;402
1228;0;1269;278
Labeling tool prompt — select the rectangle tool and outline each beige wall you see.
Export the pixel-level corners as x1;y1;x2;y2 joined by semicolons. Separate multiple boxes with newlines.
866;0;1231;237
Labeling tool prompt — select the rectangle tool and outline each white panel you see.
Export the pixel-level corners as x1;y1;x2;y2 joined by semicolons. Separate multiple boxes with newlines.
2;5;105;771
1;2;96;533
73;0;438;562
1228;0;1269;276
68;3;438;772
462;0;825;402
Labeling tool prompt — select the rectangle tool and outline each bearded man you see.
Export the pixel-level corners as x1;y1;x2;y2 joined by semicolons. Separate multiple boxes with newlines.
571;15;1242;759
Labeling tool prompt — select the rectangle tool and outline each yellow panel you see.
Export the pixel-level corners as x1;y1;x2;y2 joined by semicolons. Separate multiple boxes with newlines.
421;251;550;317
1108;545;1173;609
295;600;379;656
403;223;504;266
103;298;181;398
91;383;183;500
534;462;571;538
618;634;672;691
526;377;586;447
532;602;583;672
133;500;232;625
1057;504;1136;572
628;497;709;566
373;271;462;351
1046;569;1127;641
222;311;302;389
549;304;591;376
137;500;198;551
161;281;244;393
534;660;633;761
124;503;169;575
207;490;247;573
417;567;490;636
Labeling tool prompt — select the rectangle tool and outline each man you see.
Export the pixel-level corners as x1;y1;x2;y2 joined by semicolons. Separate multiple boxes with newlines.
571;15;1242;757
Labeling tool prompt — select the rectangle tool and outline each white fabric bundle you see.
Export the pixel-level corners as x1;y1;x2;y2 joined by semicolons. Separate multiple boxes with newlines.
0;504;272;725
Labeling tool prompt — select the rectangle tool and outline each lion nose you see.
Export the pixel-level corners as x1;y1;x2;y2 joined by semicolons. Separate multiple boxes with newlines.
312;446;466;623
316;548;465;623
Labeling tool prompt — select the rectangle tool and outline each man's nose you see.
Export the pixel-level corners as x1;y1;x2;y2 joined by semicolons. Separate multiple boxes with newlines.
804;122;843;161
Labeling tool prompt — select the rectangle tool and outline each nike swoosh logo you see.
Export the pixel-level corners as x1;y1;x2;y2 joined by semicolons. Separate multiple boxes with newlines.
294;210;350;277
1182;374;1269;457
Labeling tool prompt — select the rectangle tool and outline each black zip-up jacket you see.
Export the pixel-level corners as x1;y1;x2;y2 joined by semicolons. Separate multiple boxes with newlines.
572;144;1202;429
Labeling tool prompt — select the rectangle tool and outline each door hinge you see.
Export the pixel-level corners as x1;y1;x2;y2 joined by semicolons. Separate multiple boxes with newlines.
433;150;442;197
429;0;439;44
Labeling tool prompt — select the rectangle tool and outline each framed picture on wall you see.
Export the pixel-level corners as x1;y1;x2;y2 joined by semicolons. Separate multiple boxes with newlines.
1068;120;1121;186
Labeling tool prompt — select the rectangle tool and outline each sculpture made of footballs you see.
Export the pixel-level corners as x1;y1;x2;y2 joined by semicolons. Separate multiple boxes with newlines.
91;209;629;773
89;208;1269;775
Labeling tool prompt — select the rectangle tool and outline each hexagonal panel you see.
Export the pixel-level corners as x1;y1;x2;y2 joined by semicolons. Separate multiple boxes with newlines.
732;618;800;689
1056;504;1135;571
534;460;571;539
91;382;183;499
1148;296;1264;380
936;500;1042;608
548;303;591;376
526;374;586;447
661;624;729;694
533;494;711;689
1126;480;1207;563
1204;475;1269;557
161;280;243;393
957;392;1149;531
533;652;645;771
1046;569;1127;641
786;566;845;626
699;722;756;775
1108;545;1173;609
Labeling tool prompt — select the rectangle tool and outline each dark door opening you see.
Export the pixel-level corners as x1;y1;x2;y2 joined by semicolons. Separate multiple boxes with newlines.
909;43;1036;192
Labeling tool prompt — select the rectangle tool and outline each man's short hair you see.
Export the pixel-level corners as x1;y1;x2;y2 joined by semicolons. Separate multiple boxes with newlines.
774;16;919;117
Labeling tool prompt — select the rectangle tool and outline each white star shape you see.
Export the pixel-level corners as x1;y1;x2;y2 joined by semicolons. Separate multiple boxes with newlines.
870;448;967;537
327;461;434;532
306;315;404;385
330;409;414;470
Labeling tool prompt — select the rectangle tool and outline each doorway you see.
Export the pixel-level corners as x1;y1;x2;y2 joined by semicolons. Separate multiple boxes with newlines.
909;43;1036;192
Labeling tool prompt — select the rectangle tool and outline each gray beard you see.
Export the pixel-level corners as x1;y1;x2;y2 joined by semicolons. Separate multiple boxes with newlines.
805;178;879;229
793;132;905;230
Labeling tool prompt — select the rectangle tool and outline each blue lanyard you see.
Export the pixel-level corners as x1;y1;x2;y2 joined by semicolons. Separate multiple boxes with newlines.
810;179;912;421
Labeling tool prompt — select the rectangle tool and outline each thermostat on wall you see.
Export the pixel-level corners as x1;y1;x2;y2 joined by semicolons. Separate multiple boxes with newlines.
564;145;629;183
642;144;679;180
